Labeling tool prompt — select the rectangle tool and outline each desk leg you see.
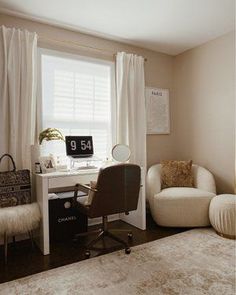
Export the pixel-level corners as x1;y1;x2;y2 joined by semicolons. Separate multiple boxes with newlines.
120;185;146;230
120;169;146;230
36;176;50;255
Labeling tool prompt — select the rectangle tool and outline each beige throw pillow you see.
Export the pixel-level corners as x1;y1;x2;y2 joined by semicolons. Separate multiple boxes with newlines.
161;160;194;189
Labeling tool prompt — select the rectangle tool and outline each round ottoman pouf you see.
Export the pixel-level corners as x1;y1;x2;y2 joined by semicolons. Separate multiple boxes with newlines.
209;194;236;239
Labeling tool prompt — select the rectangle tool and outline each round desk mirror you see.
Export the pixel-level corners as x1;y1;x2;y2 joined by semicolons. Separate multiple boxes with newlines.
112;144;131;162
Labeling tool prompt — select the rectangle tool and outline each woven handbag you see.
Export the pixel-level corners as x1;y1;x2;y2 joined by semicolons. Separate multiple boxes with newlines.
0;154;31;208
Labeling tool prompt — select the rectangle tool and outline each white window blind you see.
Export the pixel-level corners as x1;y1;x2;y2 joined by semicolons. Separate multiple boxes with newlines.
41;52;114;160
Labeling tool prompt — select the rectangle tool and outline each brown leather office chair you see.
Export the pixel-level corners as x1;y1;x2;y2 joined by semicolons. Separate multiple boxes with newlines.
73;163;141;257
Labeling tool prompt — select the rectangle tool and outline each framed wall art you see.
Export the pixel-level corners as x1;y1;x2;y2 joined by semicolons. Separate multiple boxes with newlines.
39;156;56;174
146;87;170;134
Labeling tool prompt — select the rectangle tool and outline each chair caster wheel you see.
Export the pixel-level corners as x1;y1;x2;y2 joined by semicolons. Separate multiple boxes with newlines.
128;232;133;239
125;247;131;254
85;250;91;258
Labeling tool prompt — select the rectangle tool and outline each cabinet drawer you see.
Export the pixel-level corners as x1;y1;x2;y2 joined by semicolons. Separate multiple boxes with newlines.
48;174;98;189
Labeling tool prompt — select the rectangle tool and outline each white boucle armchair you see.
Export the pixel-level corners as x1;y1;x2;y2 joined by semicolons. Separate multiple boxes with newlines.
147;164;216;227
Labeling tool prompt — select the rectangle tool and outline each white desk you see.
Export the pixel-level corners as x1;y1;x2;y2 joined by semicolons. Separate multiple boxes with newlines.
36;168;146;255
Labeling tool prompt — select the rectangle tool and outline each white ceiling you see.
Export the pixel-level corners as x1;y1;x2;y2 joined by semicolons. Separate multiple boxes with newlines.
0;0;234;55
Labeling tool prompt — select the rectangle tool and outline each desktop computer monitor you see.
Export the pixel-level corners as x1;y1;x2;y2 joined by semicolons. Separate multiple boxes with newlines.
65;136;94;158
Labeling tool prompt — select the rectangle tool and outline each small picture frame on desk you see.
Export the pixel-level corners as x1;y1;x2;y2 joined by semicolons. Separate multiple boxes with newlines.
53;154;69;172
39;156;56;174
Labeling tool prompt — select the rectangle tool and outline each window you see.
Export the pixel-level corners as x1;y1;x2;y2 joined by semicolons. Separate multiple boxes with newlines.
40;50;115;160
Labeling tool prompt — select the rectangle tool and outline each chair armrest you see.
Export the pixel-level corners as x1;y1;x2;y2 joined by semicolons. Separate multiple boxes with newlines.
146;164;162;207
192;165;216;194
74;183;98;195
73;183;98;207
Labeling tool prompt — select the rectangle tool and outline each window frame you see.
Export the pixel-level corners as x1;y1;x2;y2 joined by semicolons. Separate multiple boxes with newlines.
38;48;116;158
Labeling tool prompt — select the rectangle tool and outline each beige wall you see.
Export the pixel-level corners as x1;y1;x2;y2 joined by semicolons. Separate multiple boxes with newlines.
173;32;235;193
0;13;174;169
0;14;235;193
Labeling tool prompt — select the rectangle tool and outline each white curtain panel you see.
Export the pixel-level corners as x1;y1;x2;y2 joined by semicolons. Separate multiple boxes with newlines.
0;26;38;170
116;52;146;169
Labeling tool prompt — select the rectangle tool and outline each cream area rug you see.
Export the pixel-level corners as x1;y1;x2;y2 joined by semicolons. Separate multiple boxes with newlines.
0;229;235;295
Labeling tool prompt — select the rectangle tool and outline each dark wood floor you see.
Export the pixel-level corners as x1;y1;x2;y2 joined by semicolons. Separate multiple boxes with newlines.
0;213;187;284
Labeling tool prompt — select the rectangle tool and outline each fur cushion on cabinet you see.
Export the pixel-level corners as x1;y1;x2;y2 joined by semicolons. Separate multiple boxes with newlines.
0;203;41;235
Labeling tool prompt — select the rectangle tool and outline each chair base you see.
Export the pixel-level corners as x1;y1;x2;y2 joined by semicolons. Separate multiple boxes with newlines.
76;216;132;257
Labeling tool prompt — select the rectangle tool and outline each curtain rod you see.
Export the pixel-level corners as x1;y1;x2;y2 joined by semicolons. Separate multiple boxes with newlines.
39;35;147;61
